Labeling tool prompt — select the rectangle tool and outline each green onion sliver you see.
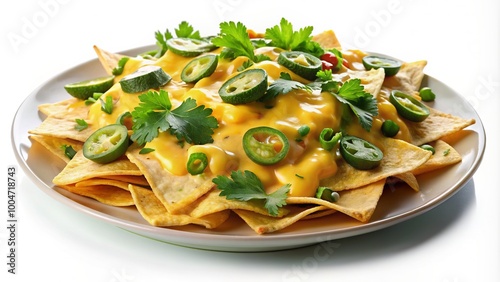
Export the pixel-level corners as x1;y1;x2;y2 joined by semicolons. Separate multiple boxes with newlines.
186;152;209;175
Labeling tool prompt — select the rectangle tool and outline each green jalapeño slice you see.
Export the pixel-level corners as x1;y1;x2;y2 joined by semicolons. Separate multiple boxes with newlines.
362;55;402;76
389;90;430;122
181;54;218;83
277;51;322;80
243;126;290;165
218;68;268;104
166;38;216;57
339;136;383;170
83;124;129;164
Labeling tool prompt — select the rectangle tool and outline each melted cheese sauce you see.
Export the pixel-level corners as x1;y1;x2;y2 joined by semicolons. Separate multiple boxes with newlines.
88;47;402;197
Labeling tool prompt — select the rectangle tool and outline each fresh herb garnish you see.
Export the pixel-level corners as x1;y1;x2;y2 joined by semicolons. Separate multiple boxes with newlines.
265;18;324;57
213;170;290;217
332;79;378;132
261;72;311;101
154;21;202;58
211;21;269;63
74;118;88;131
130;89;218;146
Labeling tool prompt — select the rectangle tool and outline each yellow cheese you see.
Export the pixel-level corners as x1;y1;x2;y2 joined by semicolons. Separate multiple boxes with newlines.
87;47;402;198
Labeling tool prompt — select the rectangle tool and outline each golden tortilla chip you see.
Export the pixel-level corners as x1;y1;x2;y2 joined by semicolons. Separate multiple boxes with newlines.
187;189;289;218
288;179;385;223
38;98;82;117
126;148;214;214
59;184;134;206
102;175;150;187
234;205;329;234
405;108;476;146
53;150;142;185
320;138;432;191
390;172;419;191
312;30;341;49
28;114;93;142
93;45;124;75
383;60;427;94
129;184;229;228
349;68;385;98
29;135;83;163
412;139;462;175
75;178;131;191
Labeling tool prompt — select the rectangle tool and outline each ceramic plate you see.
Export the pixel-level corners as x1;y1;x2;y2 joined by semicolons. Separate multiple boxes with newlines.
11;46;486;252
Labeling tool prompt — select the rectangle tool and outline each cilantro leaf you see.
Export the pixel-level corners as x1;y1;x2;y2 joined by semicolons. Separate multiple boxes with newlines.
265;18;313;51
211;21;269;63
167;98;219;145
332;79;378;132
261;72;311;101
265;18;324;57
213;170;289;216
131;89;218;146
174;21;201;39
154;21;201;58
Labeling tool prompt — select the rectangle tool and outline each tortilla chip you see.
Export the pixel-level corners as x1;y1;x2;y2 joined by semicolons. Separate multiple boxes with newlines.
390;172;420;191
412;140;462;175
383;60;428;94
102;175;150;187
187;189;289;218
129;184;229;228
93;45;124;75
312;30;341;49
59;184;134;206
405;108;476;146
75;178;131;191
126;148;214;214
38;98;82;117
349;68;385;98
53;150;142;185
320;138;432;191
288;179;385;223
29;135;83;163
28;114;93;142
234;205;329;234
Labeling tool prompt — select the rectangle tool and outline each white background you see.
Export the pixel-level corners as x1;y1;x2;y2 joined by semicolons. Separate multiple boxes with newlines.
2;0;499;281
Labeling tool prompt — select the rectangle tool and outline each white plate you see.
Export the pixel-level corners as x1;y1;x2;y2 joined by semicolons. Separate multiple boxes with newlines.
11;46;486;252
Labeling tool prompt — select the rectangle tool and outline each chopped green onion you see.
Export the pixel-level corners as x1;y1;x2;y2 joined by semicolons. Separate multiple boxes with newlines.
100;95;113;114
139;148;155;154
61;144;77;160
319;128;342;151
112;57;130;75
74;118;88;131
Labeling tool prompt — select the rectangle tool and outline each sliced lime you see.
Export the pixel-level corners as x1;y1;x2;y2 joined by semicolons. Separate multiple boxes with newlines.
119;65;171;94
64;75;115;100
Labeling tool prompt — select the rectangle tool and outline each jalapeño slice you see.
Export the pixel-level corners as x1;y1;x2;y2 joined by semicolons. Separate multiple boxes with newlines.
243;126;290;165
389;90;430;122
218;68;268;104
339;136;383;170
83;124;129;164
362;55;402;76
166;38;216;57
181;54;218;83
277;51;322;80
